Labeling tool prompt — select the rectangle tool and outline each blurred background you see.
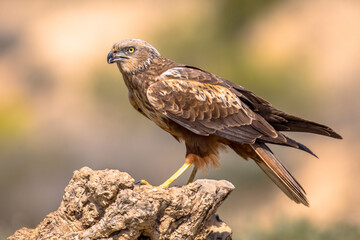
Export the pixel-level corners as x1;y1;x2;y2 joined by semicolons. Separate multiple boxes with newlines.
1;0;359;239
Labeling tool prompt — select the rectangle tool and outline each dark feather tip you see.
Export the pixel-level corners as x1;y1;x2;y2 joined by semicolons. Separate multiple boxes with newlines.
331;131;343;139
297;142;318;158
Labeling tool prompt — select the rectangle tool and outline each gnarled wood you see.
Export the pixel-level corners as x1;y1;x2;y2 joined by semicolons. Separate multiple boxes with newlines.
9;167;233;240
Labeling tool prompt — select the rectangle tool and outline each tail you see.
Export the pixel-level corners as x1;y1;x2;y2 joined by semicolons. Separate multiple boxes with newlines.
230;83;342;139
230;142;309;206
263;108;342;139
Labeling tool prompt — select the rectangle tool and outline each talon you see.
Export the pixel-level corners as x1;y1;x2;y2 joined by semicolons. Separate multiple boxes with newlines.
136;179;152;186
135;180;170;188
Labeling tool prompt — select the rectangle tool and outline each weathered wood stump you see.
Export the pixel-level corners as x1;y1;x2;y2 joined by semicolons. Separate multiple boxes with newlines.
9;167;234;240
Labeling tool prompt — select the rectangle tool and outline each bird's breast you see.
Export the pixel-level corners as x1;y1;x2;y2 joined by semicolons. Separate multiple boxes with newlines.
129;87;171;132
122;72;172;132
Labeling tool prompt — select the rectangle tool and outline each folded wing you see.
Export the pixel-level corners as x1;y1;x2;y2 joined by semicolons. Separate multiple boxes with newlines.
147;77;280;144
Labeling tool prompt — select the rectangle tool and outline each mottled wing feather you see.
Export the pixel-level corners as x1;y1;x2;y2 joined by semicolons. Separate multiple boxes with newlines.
147;77;277;144
147;66;324;157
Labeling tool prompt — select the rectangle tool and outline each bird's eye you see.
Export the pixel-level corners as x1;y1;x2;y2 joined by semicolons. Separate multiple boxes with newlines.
127;47;135;53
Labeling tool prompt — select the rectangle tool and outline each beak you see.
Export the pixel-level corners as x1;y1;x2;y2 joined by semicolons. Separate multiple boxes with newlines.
107;51;126;64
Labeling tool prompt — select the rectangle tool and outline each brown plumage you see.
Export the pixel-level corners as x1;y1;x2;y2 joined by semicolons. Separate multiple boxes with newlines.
107;39;342;206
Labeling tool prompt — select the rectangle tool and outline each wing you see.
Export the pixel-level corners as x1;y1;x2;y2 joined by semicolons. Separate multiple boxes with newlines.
225;81;342;139
146;67;279;144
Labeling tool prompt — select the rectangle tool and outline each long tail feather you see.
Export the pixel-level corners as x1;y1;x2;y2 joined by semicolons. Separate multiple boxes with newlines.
251;142;309;206
230;142;309;206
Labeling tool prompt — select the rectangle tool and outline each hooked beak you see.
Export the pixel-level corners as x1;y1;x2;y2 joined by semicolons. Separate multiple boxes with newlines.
107;51;127;64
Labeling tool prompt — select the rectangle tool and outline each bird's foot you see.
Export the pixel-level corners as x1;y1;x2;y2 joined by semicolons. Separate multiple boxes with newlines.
135;161;193;189
136;179;151;186
136;179;170;188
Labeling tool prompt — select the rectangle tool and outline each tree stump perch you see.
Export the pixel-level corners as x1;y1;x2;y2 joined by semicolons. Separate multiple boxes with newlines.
9;167;234;240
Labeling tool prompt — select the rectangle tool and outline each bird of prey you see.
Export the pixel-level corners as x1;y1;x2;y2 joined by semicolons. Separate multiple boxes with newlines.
107;39;341;206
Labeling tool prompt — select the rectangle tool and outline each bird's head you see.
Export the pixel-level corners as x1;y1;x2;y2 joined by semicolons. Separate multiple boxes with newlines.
107;39;161;74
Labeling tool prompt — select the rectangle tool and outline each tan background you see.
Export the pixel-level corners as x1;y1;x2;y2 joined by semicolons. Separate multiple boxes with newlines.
1;0;359;239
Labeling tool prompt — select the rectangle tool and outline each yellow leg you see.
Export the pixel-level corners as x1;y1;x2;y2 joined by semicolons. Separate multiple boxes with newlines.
157;161;192;188
140;161;192;188
187;166;198;184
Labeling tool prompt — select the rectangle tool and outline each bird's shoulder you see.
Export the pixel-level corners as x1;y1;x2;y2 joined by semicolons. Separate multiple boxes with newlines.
156;62;222;85
147;60;273;114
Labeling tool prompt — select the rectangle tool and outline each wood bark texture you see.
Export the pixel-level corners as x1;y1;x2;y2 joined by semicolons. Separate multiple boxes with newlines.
9;167;234;240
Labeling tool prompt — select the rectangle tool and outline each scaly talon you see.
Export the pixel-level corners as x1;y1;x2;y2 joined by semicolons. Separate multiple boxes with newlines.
137;179;151;186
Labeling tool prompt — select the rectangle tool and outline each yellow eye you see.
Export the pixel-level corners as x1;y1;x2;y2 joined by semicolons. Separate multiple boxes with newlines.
128;47;135;53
